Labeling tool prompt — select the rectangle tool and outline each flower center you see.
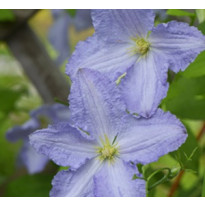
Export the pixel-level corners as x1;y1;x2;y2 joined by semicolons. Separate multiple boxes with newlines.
131;37;150;55
97;135;119;161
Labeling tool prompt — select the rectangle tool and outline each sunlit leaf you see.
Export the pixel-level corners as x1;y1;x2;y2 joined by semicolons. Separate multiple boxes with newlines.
166;9;195;17
196;9;205;24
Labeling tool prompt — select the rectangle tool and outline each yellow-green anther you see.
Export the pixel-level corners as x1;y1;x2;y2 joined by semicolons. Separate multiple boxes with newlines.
131;37;150;55
97;135;119;161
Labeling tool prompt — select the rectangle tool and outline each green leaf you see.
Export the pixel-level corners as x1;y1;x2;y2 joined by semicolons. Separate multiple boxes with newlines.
198;21;205;35
176;178;202;197
0;175;6;185
163;74;205;120
0;119;21;176
202;171;205;196
182;51;205;78
196;9;205;24
0;87;28;115
170;124;200;171
66;9;77;18
166;9;195;17
0;9;15;22
5;174;53;197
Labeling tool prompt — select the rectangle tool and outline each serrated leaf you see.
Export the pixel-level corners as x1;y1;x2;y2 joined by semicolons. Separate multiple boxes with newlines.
0;9;15;22
166;9;195;17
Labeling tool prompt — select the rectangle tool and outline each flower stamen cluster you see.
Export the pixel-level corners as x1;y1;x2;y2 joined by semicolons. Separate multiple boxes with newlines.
97;135;119;161
132;37;150;55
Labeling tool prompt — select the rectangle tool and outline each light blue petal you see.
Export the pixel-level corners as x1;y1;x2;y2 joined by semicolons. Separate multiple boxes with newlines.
149;21;205;72
66;34;137;80
50;158;102;197
6;119;39;142
92;9;155;42
30;104;70;124
93;159;146;197
119;52;169;118
73;9;92;31
29;122;97;169
50;9;63;19
48;14;70;65
20;139;49;174
119;109;187;164
69;68;126;143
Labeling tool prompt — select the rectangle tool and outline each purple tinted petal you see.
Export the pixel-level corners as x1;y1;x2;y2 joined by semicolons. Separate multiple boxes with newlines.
66;34;136;81
6;119;39;142
120;52;169;118
150;21;205;72
51;9;63;19
50;158;102;197
20;139;49;174
119;109;187;164
48;14;70;65
93;159;146;197
69;68;126;143
92;9;155;42
30;104;70;124
29;122;97;169
73;9;92;31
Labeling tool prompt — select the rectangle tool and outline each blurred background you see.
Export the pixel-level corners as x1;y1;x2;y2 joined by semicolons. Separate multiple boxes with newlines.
0;9;205;197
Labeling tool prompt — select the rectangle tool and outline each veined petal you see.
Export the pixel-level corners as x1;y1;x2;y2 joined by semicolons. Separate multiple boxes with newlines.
120;52;169;118
29;122;97;170
50;158;102;197
20;139;49;174
69;68;126;143
149;21;205;72
119;109;187;164
66;34;137;80
93;159;146;197
92;9;155;42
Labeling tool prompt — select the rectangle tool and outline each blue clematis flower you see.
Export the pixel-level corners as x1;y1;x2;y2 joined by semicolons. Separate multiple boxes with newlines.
6;104;70;174
29;68;187;196
48;9;92;65
66;9;205;118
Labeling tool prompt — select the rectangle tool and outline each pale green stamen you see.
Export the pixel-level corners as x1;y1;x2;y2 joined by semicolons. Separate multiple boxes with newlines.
97;135;119;162
130;37;150;55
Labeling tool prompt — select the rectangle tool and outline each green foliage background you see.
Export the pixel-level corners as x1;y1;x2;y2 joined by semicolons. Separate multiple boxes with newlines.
0;9;205;197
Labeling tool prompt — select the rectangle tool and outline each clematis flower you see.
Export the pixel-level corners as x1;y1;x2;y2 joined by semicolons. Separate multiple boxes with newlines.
6;104;70;174
49;9;92;65
30;69;187;196
66;9;205;118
